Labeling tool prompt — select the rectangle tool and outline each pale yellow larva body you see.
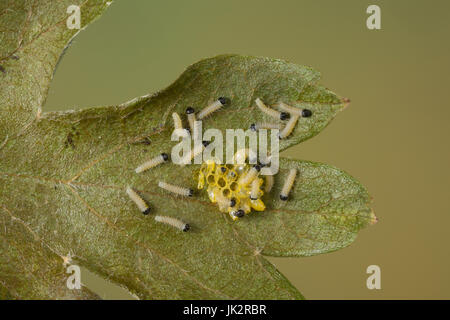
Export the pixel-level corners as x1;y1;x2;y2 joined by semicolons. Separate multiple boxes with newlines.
278;114;300;139
280;168;297;201
135;153;168;173
126;186;151;214
193;120;202;139
250;179;260;200
155;215;190;232
277;102;312;118
255;98;289;121
250;122;282;131
197;98;227;120
233;148;258;164
158;181;193;197
216;193;236;211
230;209;245;220
186;107;196;133
172;112;188;137
264;174;274;193
239;165;261;186
180;141;208;166
172;112;183;130
229;202;249;220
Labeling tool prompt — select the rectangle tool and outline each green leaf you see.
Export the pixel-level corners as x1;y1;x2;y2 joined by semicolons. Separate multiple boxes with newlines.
0;0;111;300
0;1;375;299
233;158;376;257
0;0;112;134
1;204;100;300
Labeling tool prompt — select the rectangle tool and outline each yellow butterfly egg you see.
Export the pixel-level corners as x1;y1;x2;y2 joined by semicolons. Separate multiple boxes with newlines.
198;161;268;220
198;170;205;189
250;199;266;211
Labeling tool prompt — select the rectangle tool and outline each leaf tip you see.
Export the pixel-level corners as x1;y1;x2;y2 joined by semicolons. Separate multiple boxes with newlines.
369;210;378;225
341;97;351;110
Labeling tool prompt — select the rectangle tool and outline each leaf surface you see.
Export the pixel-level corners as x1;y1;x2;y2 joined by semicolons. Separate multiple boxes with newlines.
0;1;374;299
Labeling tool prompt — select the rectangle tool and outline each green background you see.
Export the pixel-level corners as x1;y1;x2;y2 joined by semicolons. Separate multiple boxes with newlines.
44;0;450;299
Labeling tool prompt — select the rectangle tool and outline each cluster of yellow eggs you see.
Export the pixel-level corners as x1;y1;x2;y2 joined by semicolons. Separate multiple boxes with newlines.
198;160;266;220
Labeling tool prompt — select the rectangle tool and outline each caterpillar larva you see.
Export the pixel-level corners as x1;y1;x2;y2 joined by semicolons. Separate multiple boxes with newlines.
255;98;289;121
126;186;151;214
231;209;245;219
259;157;274;192
277;102;312;118
250;179;260;200
186;107;196;133
135;153;169;173
172;112;183;130
155;215;190;232
172;112;189;137
197;97;229;119
216;194;236;211
239;165;261;186
258;154;272;167
233;148;258;164
158;181;193;197
180;140;210;166
250;122;282;131
193;120;202;140
280;168;297;201
264;174;274;193
278;114;300;139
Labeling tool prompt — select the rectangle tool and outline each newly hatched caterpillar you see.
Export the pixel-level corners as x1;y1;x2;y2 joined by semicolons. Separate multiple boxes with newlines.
259;158;274;192
158;181;193;197
238;165;261;186
135;153;169;173
193;120;202;140
280;168;297;201
255;98;289;121
233;148;258;164
231;209;245;218
197;97;229;119
172;112;189;137
126;186;151;214
250;179;260;200
172;112;183;130
186;107;196;133
258;154;272;167
278;114;300;139
216;194;237;211
250;122;282;131
155;215;190;232
264;174;274;193
180;140;210;166
277;102;312;118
